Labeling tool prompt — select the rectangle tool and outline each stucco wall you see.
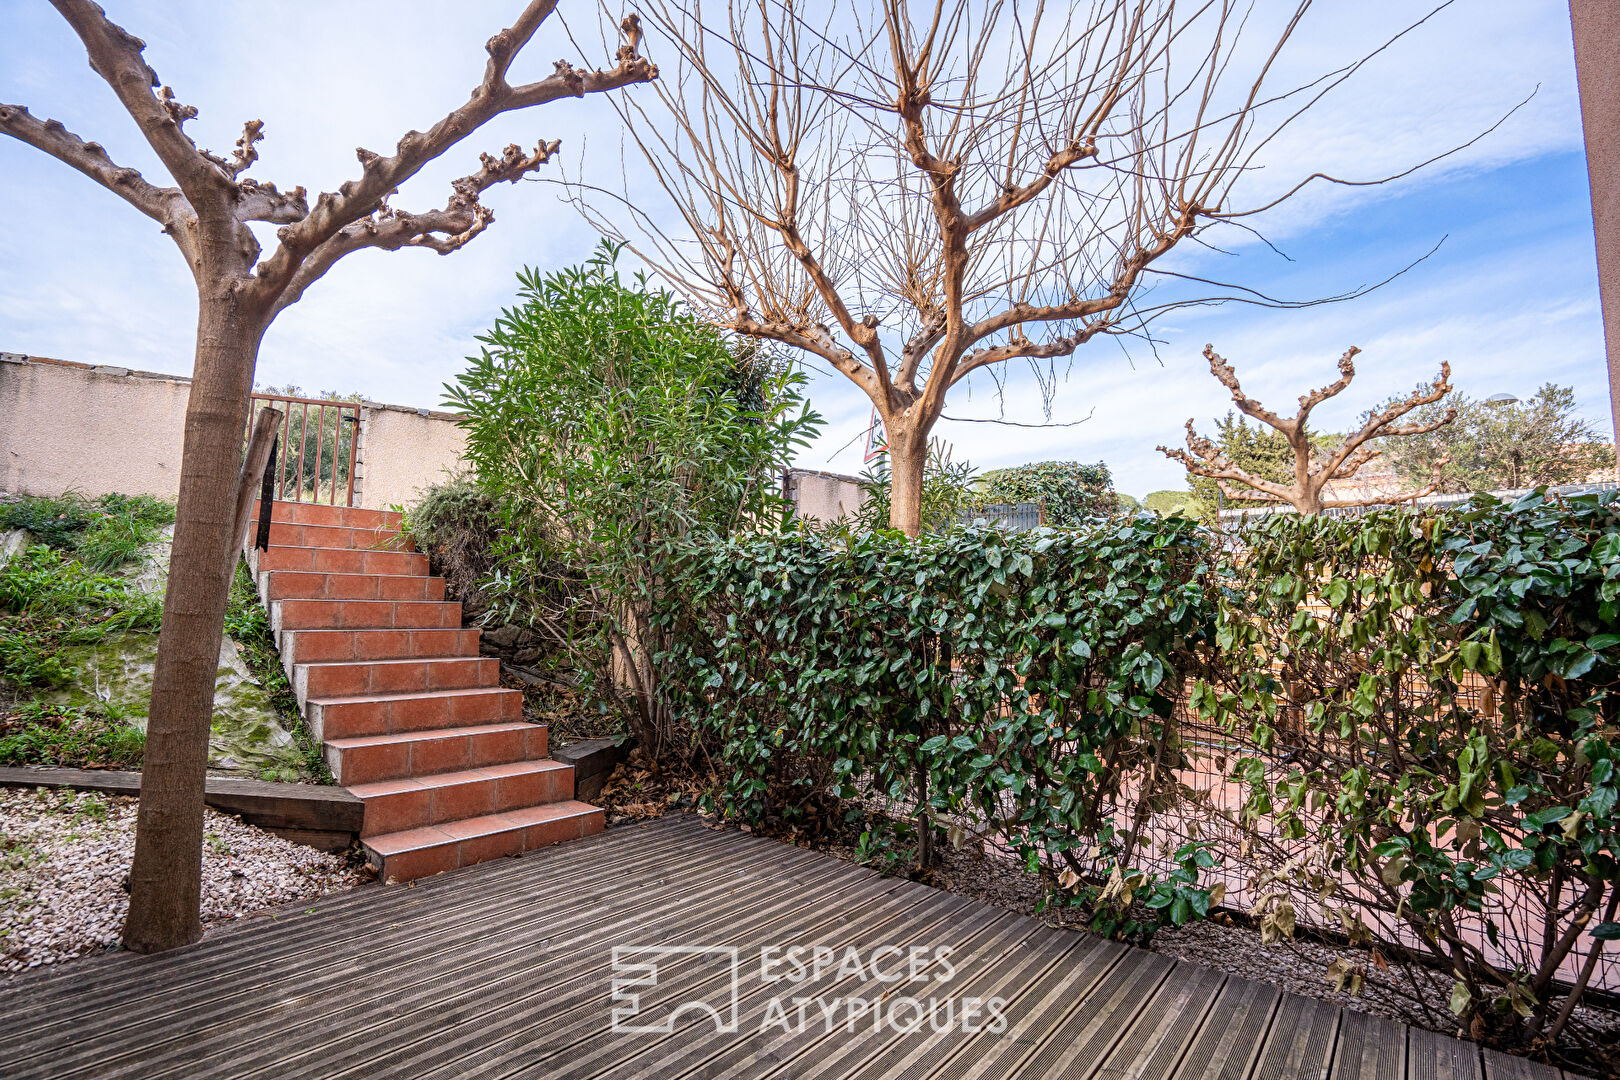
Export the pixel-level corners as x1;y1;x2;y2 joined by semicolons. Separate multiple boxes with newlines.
353;404;468;510
786;468;866;523
0;353;190;500
0;352;467;510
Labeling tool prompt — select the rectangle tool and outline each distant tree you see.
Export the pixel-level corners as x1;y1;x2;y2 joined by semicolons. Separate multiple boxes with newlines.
1185;413;1298;507
0;1;655;954
1160;345;1456;515
978;461;1118;526
1379;384;1614;493
1142;490;1209;519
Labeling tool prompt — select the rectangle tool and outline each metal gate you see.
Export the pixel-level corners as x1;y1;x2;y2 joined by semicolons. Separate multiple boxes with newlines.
245;392;361;506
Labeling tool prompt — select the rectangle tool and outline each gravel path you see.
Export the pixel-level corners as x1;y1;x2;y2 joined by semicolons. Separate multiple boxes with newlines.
0;786;368;975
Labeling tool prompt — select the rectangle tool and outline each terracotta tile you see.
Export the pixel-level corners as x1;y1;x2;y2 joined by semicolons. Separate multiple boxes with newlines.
389;693;450;732
338;601;393;628
332;740;410;785
370;662;430;695
432;778;498;823
377;575;427;601
468;726;525;767
448;691;507;726
428;660;484;691
458;829;522;867
315;699;386;740
360;788;433;838
522;725;549;760
355;630;409;660
325;574;379;600
522;815;582;851
410;734;471;775
495;768;553;812
312;548;367;574
286;632;350;663
300;663;368;698
381;842;458;883
347;776;425;798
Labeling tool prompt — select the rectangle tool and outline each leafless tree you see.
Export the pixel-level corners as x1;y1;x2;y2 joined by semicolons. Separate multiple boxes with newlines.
570;0;1455;535
0;0;654;953
1159;344;1456;514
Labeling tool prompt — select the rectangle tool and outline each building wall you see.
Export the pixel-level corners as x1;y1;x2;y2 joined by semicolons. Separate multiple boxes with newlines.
0;352;466;510
354;404;468;510
786;468;866;523
0;354;190;500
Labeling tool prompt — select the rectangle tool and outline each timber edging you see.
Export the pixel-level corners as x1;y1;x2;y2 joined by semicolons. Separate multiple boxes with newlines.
0;767;363;852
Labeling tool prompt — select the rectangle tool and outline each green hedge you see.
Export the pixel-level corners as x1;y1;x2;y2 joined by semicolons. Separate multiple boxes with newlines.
658;516;1214;893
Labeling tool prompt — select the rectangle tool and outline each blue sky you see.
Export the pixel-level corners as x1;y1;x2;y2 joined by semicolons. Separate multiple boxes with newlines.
0;1;1609;498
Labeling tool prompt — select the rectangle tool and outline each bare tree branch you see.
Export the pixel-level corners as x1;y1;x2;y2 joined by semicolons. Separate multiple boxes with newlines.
569;0;1456;534
1159;344;1457;514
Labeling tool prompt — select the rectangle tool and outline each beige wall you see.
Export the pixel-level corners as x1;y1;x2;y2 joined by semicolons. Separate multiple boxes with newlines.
0;352;467;510
0;354;190;500
353;404;468;510
786;468;866;524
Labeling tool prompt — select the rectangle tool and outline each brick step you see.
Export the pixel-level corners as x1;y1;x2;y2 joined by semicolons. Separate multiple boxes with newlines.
278;628;481;673
270;598;462;633
263;520;413;551
308;686;522;741
349;760;576;838
363;800;604;882
251;499;403;530
250;545;430;577
294;656;499;707
260;569;446;602
324;722;548;785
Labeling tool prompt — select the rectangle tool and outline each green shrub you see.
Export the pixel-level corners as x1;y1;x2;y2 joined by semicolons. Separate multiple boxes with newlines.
658;516;1218;940
1200;489;1620;1047
445;242;820;750
977;460;1119;525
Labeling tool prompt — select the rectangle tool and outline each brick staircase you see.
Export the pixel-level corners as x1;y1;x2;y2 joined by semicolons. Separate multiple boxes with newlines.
245;499;603;882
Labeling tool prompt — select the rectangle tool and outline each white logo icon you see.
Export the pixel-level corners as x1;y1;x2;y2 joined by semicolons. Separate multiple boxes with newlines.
610;945;741;1034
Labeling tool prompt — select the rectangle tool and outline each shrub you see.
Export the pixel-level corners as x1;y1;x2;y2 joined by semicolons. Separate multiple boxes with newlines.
445;242;820;751
978;461;1118;525
1199;490;1620;1052
658;516;1218;938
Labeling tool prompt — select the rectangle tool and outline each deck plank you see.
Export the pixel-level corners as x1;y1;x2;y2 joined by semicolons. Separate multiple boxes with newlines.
1408;1025;1483;1080
0;815;1565;1080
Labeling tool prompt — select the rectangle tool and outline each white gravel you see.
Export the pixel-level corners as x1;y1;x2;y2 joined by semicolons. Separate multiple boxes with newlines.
0;786;368;975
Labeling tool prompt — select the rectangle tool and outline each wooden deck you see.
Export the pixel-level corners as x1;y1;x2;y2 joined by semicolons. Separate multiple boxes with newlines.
0;815;1572;1080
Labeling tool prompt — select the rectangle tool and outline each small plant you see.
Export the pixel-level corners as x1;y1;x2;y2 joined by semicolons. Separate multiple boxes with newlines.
0;703;146;769
225;561;333;784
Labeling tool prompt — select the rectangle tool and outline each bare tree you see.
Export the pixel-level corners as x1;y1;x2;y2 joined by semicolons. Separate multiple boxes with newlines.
1159;344;1456;514
0;0;654;953
570;0;1452;536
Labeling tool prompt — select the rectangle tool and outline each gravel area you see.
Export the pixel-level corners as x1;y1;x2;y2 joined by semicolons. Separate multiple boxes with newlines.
0;786;369;975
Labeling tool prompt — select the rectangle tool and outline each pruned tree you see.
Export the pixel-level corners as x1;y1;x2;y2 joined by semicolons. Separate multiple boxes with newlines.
570;0;1456;536
1159;344;1456;514
0;0;655;953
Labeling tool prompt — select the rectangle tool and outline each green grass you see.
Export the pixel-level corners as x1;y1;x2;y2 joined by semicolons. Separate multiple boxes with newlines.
0;702;146;770
225;561;334;784
0;492;174;571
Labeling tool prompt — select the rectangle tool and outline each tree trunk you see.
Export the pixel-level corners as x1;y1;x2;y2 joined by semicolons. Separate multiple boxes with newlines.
887;424;927;538
123;290;265;954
